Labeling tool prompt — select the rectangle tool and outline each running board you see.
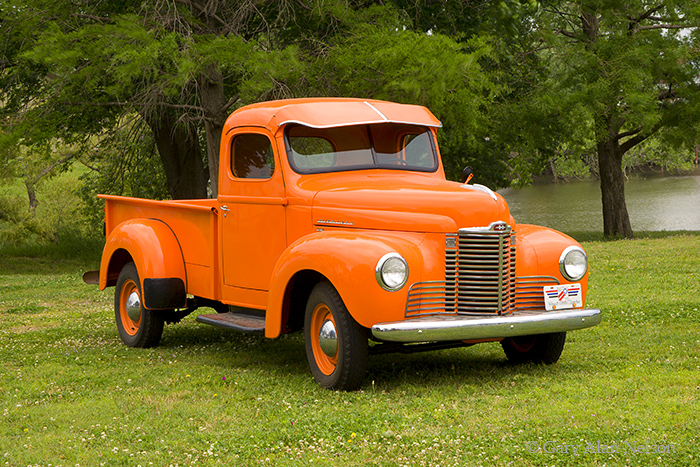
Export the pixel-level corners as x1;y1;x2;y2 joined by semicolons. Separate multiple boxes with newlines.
195;312;265;333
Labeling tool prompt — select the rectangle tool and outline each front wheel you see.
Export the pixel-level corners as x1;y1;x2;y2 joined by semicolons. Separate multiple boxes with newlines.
115;263;164;348
304;281;368;391
501;332;566;364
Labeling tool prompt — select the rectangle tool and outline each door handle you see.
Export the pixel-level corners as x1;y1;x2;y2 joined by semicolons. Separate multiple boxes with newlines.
220;205;230;212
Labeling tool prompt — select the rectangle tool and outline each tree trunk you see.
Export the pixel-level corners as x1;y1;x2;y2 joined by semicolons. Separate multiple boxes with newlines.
24;180;39;214
597;135;633;238
549;157;559;183
199;64;229;198
583;7;633;237
146;114;208;200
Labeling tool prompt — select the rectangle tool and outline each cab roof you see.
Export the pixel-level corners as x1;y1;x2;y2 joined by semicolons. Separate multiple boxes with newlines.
224;98;442;131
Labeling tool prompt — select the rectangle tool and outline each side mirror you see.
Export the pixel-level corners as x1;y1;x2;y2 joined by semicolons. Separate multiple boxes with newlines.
461;166;473;184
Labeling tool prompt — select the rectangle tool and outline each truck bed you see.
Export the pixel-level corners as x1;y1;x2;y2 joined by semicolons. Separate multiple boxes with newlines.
100;195;220;300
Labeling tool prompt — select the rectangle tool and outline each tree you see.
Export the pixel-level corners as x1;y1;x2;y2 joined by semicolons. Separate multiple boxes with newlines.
1;1;302;199
513;1;700;237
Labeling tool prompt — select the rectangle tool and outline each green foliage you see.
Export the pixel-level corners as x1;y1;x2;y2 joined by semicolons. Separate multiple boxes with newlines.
297;5;505;184
621;138;697;175
76;123;170;230
0;168;94;251
0;194;36;242
392;0;539;39
543;136;697;182
549;150;596;181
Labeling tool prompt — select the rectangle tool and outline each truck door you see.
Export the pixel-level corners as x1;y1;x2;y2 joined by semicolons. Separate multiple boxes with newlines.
219;127;287;300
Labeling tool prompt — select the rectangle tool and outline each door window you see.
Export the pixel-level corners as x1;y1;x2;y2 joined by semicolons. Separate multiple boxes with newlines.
231;134;275;179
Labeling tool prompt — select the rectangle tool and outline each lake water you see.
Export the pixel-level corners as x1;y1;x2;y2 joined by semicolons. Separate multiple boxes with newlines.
497;172;700;232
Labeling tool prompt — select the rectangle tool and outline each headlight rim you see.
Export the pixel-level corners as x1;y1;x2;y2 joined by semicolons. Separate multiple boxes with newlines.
559;245;588;282
375;252;409;292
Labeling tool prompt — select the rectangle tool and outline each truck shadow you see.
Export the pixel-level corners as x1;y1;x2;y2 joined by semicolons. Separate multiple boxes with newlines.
365;349;576;392
157;321;585;391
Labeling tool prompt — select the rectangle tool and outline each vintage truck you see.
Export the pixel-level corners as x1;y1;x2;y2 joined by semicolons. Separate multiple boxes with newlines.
87;98;601;390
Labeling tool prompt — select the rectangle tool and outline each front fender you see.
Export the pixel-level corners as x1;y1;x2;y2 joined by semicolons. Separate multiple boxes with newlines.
515;224;589;303
265;231;431;338
100;219;187;310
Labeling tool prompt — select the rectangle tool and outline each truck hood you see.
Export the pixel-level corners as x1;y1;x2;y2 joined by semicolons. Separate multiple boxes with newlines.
309;172;511;233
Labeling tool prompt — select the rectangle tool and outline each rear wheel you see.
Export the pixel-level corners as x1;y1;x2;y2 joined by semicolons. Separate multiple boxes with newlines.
304;281;368;390
501;332;566;364
115;263;164;348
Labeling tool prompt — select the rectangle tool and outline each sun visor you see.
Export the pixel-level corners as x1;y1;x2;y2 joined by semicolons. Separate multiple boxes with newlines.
272;100;442;129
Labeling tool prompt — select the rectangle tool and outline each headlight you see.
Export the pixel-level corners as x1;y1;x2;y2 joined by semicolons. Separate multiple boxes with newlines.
559;246;588;281
376;253;409;291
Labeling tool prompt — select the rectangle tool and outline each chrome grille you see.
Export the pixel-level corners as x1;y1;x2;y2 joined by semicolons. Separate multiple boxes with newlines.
405;222;564;317
514;276;560;311
445;222;516;315
406;281;451;315
406;276;560;316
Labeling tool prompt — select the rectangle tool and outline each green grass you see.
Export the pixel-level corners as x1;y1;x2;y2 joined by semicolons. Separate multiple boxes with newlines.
1;234;699;466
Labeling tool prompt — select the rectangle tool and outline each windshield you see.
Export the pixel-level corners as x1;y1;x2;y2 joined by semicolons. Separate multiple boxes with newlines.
285;123;438;174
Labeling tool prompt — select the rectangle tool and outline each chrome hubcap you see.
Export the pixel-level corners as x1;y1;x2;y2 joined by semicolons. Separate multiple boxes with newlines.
126;291;141;322
318;319;338;358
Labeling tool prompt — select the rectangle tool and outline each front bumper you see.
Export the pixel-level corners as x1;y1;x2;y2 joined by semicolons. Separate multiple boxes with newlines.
371;308;601;343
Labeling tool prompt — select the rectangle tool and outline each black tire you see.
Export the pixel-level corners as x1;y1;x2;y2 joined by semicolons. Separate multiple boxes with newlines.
114;263;164;348
501;332;566;364
304;281;368;391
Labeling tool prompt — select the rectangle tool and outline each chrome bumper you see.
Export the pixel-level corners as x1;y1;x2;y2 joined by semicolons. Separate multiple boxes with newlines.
371;308;601;343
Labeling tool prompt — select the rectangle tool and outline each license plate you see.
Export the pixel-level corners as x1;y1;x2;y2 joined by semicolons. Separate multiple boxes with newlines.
543;283;583;311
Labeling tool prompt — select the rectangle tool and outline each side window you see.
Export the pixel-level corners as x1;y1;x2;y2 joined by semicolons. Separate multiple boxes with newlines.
231;134;275;179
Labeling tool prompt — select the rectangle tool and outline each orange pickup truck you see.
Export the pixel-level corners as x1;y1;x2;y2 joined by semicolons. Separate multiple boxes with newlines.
89;98;601;390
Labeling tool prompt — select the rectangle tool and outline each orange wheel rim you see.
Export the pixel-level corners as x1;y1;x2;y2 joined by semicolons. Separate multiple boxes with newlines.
510;336;536;353
310;304;337;375
118;279;141;336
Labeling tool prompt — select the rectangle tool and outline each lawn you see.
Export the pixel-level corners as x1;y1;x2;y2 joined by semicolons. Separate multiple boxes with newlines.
1;234;698;466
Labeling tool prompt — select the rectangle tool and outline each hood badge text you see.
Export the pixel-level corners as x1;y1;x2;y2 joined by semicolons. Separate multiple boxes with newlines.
316;219;354;226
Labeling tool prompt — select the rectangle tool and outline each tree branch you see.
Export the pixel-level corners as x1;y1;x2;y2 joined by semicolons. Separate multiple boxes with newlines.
556;28;578;40
30;152;76;185
78;159;101;173
175;0;232;32
222;94;240;113
615;128;641;141
158;102;205;113
638;24;689;31
70;14;111;23
619;122;663;154
543;7;578;19
60;100;209;115
60;102;128;107
632;5;664;24
544;5;581;41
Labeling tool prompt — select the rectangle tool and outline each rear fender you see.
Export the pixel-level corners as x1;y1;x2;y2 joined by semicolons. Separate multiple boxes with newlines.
100;219;187;310
265;231;427;338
